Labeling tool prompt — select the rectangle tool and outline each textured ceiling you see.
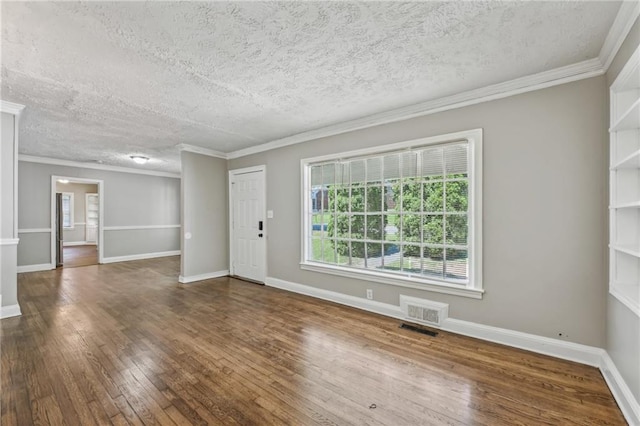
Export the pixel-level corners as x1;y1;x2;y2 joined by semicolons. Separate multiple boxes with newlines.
1;1;621;173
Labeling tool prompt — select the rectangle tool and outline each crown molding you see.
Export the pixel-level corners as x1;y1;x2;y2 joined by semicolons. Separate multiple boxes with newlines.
0;100;26;116
178;143;227;159
18;155;181;178
599;1;640;72
224;6;639;161
227;58;603;159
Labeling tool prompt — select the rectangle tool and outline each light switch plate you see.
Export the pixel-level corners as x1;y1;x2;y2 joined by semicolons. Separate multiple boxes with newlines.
267;210;274;218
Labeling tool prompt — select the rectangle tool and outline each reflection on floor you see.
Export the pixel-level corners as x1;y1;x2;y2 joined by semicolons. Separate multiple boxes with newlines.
3;257;626;425
63;244;98;268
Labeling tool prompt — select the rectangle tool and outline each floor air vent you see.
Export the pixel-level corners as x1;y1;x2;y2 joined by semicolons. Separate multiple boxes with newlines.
400;295;448;327
400;323;438;337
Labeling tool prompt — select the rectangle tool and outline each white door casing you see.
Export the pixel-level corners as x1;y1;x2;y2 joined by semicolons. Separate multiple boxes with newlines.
229;166;266;282
50;176;104;265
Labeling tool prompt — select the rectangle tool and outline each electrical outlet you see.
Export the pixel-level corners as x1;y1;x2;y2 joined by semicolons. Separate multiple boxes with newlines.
366;289;373;300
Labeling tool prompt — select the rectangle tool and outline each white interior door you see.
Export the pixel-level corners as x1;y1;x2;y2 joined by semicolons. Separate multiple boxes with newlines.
231;169;266;282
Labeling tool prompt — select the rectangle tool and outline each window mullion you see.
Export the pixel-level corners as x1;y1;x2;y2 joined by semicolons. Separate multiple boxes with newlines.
418;151;424;275
442;149;447;279
334;162;338;264
399;153;404;272
381;158;385;269
320;166;324;262
348;162;353;266
364;160;368;269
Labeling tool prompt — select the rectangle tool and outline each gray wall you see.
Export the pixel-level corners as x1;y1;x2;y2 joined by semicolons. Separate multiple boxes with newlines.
1;112;18;307
181;151;228;278
18;161;180;265
605;16;640;404
55;181;98;243
229;75;608;348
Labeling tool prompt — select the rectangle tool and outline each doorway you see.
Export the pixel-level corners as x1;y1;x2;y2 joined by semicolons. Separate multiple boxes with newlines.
51;176;104;268
229;166;266;283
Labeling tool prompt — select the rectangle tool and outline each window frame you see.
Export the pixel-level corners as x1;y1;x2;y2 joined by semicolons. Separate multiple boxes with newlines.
61;192;74;229
300;129;483;299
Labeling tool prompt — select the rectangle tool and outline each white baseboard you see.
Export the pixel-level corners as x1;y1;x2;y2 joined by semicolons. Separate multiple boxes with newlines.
0;304;22;319
63;241;95;247
600;352;640;425
101;250;180;264
179;270;229;284
265;276;639;421
440;318;605;367
266;277;405;320
17;263;55;273
266;276;603;365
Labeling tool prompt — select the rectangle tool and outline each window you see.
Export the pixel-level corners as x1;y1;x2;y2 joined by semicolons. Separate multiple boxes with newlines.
301;129;483;298
61;192;74;229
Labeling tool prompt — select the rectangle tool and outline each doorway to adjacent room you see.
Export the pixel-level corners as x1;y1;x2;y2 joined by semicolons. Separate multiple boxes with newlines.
51;176;104;268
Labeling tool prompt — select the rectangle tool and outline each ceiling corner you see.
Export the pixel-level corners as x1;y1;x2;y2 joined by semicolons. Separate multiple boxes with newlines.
178;144;228;160
599;1;640;71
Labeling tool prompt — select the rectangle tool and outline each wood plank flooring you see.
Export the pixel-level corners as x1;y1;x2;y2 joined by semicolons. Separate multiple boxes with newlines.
63;245;98;268
1;257;625;425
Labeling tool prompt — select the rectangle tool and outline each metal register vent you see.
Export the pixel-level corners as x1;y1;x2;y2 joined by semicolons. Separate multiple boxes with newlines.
400;295;449;327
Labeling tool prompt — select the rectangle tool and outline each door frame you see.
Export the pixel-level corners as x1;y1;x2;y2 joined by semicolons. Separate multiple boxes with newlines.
228;165;267;280
50;175;104;266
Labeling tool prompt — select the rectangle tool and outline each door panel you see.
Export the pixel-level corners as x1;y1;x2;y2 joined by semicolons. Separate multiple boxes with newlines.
231;170;265;282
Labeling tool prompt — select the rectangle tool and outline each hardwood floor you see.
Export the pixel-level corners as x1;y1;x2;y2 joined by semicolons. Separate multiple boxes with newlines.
63;244;98;268
1;257;625;425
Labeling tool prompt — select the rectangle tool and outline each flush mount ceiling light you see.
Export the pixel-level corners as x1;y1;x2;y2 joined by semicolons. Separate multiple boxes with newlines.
130;155;149;165
57;179;69;184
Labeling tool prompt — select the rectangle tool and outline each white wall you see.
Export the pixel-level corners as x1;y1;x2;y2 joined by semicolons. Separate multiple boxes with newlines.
18;161;181;267
180;151;228;281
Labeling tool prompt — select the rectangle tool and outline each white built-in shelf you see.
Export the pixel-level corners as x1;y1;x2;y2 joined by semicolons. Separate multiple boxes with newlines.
610;244;640;258
610;201;640;209
612;149;640;169
610;282;640;317
617;61;639;91
610;98;640;132
609;46;640;318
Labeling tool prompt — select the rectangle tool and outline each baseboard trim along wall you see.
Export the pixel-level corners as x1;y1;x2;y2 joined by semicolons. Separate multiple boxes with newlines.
18;251;180;270
103;224;181;231
17;263;55;273
266;277;406;320
440;318;604;367
264;276;637;425
600;352;640;425
102;250;180;264
265;277;601;364
63;241;95;247
0;304;22;319
179;270;229;284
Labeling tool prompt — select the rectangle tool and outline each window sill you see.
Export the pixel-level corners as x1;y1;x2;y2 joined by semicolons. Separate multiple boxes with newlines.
610;282;640;318
63;227;74;230
300;261;484;299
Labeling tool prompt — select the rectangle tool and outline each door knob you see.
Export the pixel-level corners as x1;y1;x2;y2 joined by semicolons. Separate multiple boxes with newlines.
258;233;263;238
